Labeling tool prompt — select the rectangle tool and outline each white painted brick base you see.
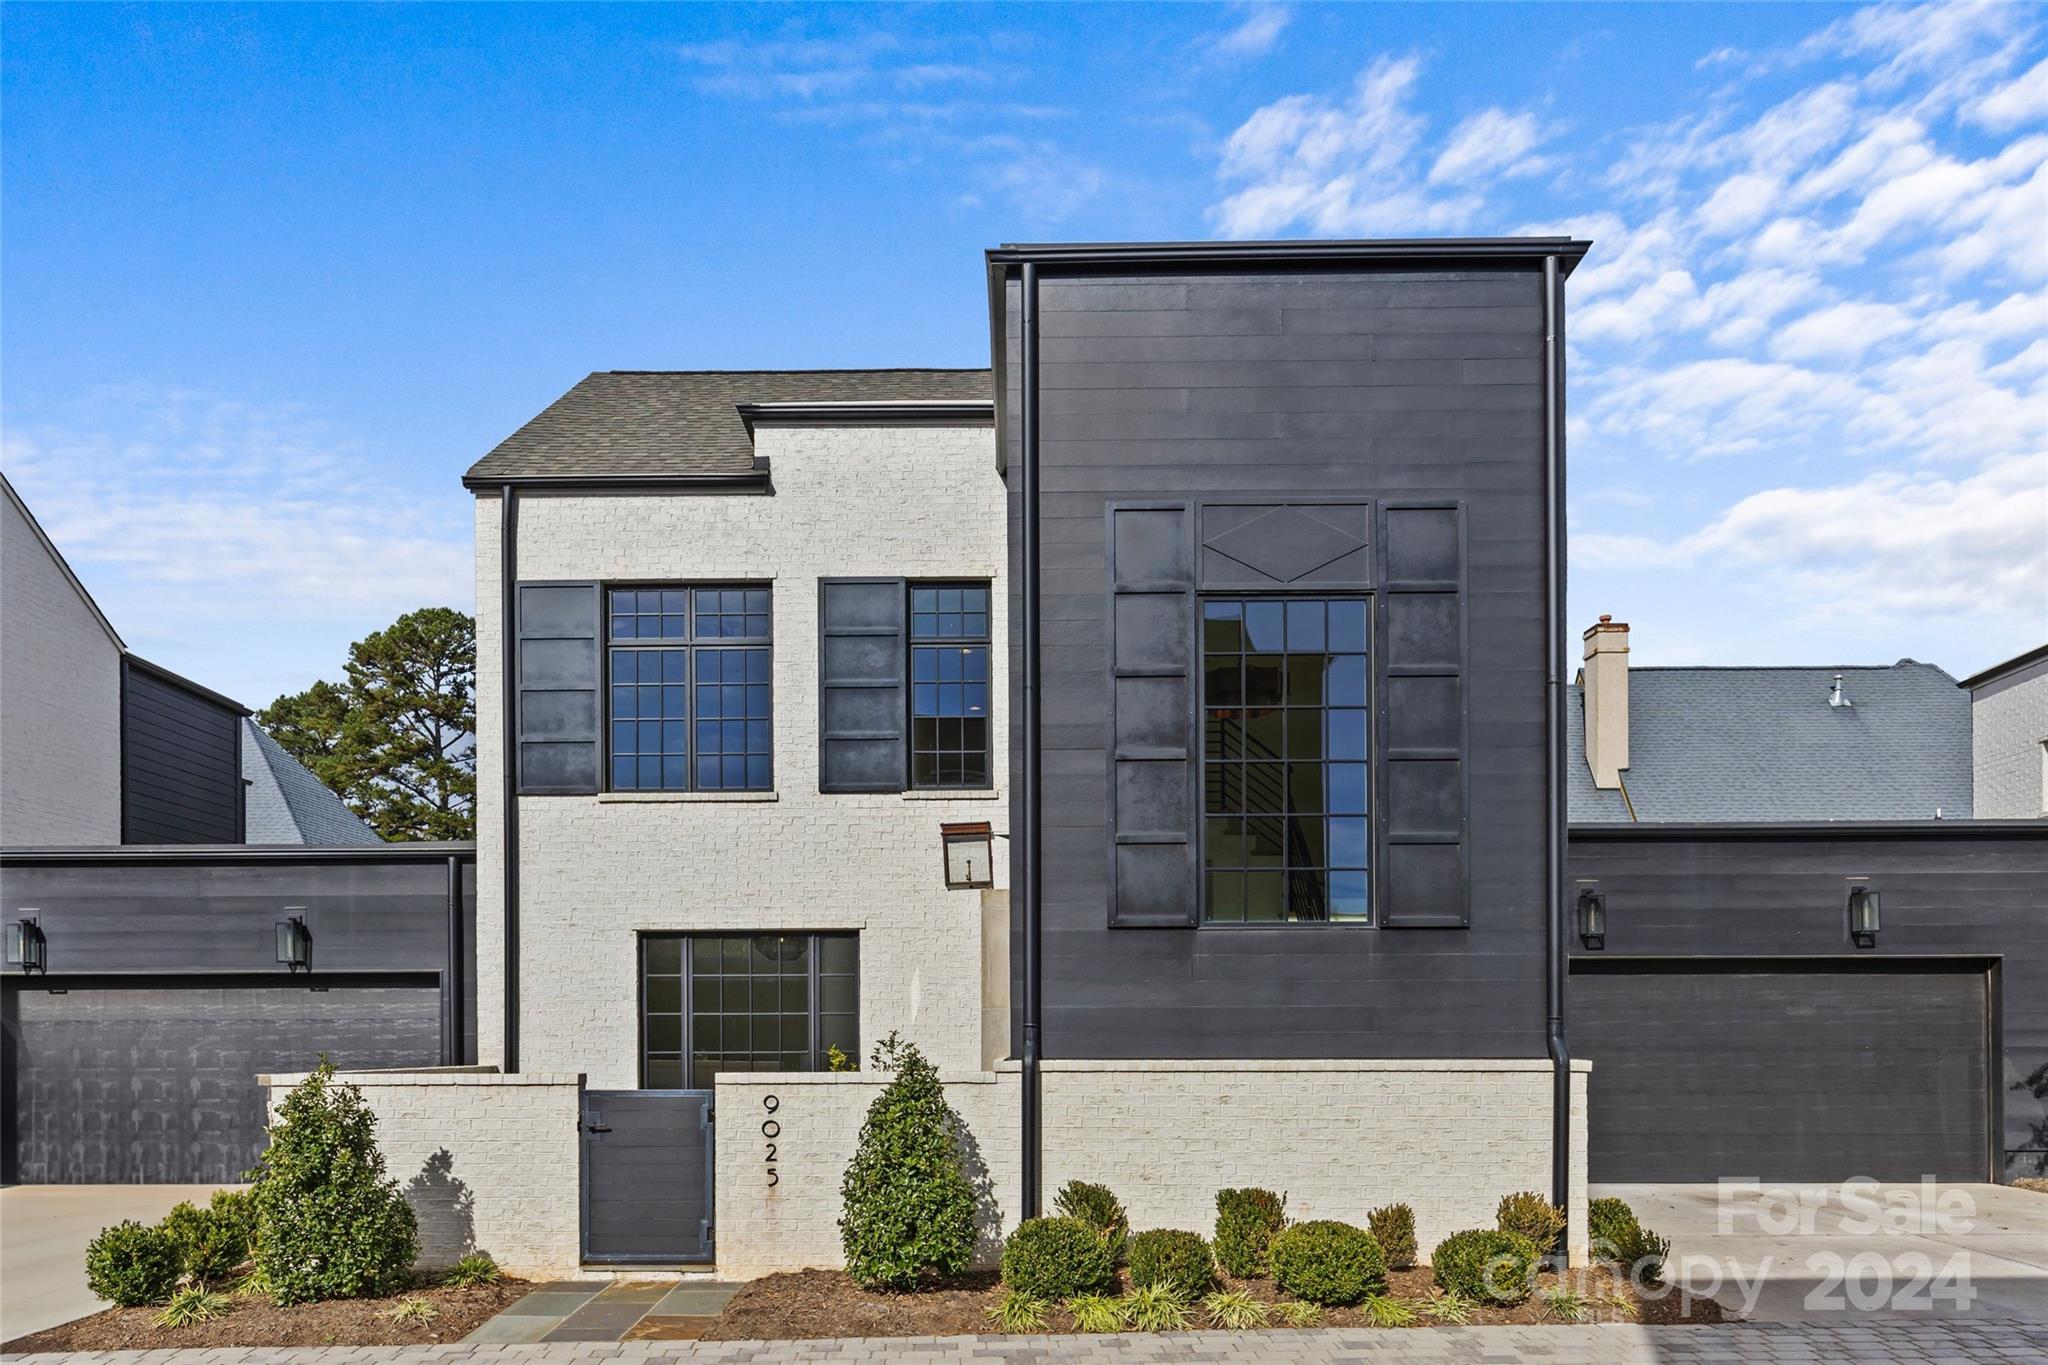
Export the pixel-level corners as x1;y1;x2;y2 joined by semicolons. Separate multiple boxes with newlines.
259;1069;584;1279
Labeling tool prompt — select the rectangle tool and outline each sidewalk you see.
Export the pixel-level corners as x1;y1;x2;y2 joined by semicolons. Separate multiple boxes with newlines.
7;1318;2048;1363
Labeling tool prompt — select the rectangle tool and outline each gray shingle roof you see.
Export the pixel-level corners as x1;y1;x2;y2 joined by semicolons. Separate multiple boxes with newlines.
465;369;994;482
241;720;383;845
1567;661;1973;823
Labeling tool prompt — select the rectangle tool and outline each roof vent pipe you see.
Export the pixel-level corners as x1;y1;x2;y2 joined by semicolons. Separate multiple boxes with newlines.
1829;674;1851;708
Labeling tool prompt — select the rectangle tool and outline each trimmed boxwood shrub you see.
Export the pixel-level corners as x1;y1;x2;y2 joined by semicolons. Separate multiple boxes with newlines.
1268;1220;1386;1306
162;1190;256;1286
839;1034;979;1289
1052;1180;1128;1258
1496;1190;1566;1249
1431;1228;1540;1306
1611;1222;1672;1284
999;1217;1116;1299
251;1061;420;1305
1587;1197;1640;1258
1365;1203;1417;1270
86;1220;183;1307
1213;1187;1286;1278
1128;1228;1215;1298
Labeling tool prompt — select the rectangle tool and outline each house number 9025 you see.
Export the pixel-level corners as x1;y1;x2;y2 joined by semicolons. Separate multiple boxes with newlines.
762;1094;781;1187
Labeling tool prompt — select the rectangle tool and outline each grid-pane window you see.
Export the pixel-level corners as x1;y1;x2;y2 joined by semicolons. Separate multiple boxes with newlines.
1201;597;1370;924
639;933;858;1090
608;586;771;791
910;583;991;789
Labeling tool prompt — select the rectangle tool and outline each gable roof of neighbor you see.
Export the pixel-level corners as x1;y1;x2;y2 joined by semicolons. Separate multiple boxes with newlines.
240;719;383;845
464;369;994;484
1568;660;1973;824
2;471;126;652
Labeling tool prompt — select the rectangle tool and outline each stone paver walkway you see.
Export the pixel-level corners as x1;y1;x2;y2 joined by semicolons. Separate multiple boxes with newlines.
6;1318;2047;1363
461;1283;744;1345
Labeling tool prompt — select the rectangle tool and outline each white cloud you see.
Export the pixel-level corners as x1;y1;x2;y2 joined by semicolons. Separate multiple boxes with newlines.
1428;108;1550;186
1770;300;1916;362
1205;4;1292;62
1969;54;2048;129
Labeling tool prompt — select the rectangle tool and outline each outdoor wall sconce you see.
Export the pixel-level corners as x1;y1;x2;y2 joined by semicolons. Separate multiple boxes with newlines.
1847;882;1881;949
941;822;995;890
6;915;47;974
276;911;312;973
1575;887;1606;950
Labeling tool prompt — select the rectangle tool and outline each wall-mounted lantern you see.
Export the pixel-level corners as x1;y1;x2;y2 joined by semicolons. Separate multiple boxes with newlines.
941;822;995;890
276;911;312;973
1575;887;1606;951
1847;881;1880;949
6;915;47;974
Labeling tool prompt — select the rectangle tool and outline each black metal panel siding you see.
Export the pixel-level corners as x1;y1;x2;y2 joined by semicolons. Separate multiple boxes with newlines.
4;979;441;1183
1566;826;2048;1179
121;665;243;844
1007;265;1552;1060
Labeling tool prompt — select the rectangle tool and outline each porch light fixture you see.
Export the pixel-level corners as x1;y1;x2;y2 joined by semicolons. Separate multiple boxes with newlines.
941;822;995;890
1847;882;1880;949
276;911;311;973
6;915;46;974
1575;888;1606;951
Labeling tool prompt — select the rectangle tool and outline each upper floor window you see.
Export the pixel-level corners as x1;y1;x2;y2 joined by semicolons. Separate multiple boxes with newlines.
1201;597;1370;924
910;583;991;789
608;586;772;792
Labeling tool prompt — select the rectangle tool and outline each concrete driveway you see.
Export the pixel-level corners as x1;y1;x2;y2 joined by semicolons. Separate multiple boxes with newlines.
1601;1182;2048;1322
0;1184;235;1342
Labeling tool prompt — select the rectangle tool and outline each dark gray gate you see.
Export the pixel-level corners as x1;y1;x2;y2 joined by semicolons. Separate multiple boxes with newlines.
580;1090;714;1264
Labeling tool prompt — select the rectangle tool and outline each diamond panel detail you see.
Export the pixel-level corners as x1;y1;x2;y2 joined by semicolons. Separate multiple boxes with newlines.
1204;506;1368;584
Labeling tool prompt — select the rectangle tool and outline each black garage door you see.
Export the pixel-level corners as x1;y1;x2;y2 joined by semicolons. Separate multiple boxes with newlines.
1572;964;1989;1183
3;979;442;1183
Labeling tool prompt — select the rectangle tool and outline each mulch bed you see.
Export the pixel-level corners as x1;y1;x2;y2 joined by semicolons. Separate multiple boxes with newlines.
2014;1177;2048;1195
1;1278;527;1353
704;1263;1729;1340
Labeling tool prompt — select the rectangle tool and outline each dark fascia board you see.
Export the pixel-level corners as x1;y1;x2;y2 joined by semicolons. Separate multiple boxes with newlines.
1;841;476;866
986;236;1593;274
462;464;773;495
1958;641;2048;693
1569;820;2048;843
737;399;994;436
123;652;251;716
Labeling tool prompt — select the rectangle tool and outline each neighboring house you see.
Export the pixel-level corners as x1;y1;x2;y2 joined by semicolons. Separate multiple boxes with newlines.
0;471;382;846
1961;643;2048;819
1567;615;1974;822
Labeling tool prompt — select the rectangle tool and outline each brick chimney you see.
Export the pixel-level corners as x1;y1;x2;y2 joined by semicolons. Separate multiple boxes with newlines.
1582;615;1630;790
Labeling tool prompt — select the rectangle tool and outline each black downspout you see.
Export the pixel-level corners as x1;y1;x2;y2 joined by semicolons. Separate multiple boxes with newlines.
1542;256;1571;1217
1019;261;1044;1220
499;484;521;1074
443;852;464;1066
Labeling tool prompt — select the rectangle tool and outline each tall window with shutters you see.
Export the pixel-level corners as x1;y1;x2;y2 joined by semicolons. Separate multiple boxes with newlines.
607;586;772;792
909;583;992;789
1201;597;1371;924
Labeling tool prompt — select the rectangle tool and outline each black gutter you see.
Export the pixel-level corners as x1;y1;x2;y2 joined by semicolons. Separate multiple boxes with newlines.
0;843;475;866
499;483;521;1074
989;237;1592;271
1018;260;1044;1220
1569;820;2048;842
1543;254;1571;1219
736;401;994;435
459;469;773;494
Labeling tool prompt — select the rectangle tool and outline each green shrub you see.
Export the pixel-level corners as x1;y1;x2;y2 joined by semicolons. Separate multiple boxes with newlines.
1430;1228;1539;1306
1611;1222;1671;1284
984;1288;1048;1332
1127;1228;1214;1298
1124;1282;1193;1331
1587;1197;1641;1258
1000;1217;1116;1299
154;1287;231;1328
1052;1181;1128;1257
1366;1203;1417;1270
838;1034;979;1289
1495;1190;1566;1250
440;1251;501;1287
250;1061;420;1305
1268;1220;1386;1306
85;1220;183;1307
161;1190;255;1286
1212;1188;1286;1278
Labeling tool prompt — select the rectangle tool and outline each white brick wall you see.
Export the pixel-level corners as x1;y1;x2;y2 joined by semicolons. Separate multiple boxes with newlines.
259;1068;584;1278
1972;670;2048;818
473;422;1007;1084
711;1059;1591;1277
1;485;122;845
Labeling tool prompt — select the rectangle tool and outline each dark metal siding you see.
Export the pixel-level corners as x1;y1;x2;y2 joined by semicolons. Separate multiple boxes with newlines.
121;664;244;844
1567;825;2048;1180
4;978;440;1183
1008;265;1552;1060
1573;963;1988;1182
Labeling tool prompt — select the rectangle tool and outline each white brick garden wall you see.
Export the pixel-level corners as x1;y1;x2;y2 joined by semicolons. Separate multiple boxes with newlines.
1972;667;2048;818
259;1068;584;1278
472;420;1008;1087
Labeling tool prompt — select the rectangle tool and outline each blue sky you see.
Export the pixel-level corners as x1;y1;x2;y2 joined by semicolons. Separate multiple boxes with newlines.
3;1;2043;706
